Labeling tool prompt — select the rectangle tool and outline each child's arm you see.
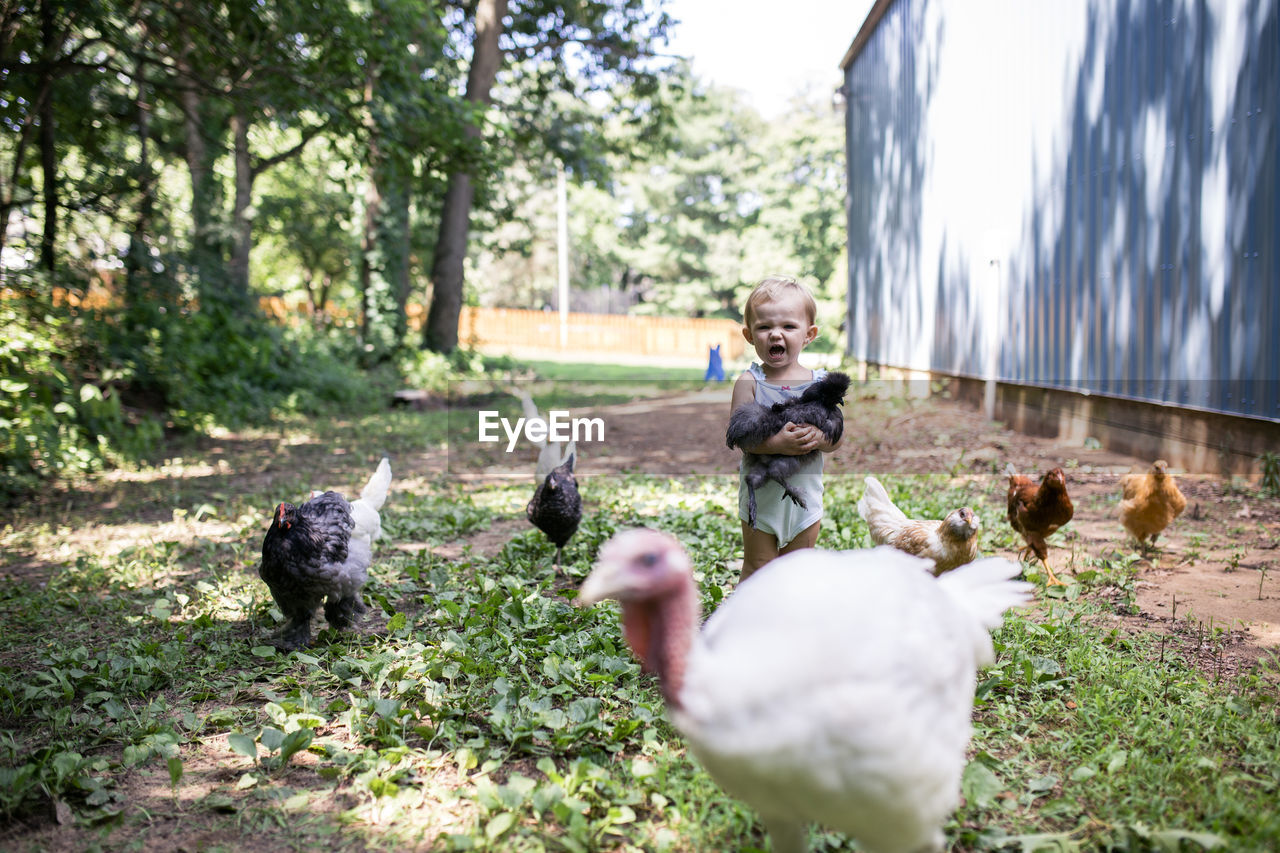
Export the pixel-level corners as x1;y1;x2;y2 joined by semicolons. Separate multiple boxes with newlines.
730;374;823;455
730;371;756;416
778;423;839;454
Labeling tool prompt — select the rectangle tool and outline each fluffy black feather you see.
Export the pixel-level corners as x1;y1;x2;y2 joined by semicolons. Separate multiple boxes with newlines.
526;453;582;572
726;371;850;527
260;491;370;650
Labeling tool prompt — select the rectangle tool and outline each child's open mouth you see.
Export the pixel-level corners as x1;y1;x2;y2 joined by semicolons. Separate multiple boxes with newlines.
769;344;786;358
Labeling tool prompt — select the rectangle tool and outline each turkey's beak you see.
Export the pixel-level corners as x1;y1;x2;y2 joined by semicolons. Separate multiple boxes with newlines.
578;562;623;606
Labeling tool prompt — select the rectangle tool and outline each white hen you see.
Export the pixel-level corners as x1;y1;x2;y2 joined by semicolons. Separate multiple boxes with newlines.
579;530;1031;853
857;475;982;574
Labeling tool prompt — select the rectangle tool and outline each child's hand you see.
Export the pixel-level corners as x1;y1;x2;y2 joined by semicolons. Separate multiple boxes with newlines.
775;422;823;455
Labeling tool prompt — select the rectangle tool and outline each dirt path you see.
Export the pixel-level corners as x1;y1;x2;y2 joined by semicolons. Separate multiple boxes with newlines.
6;385;1276;671
484;386;1278;669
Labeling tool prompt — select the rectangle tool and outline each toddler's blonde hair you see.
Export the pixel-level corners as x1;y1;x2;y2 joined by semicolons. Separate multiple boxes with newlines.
743;275;817;327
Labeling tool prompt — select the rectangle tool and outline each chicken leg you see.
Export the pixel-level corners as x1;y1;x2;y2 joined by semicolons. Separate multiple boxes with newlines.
1018;544;1067;587
1038;556;1067;587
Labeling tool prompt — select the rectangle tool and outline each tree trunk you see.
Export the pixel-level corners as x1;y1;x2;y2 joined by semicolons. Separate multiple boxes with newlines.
359;60;382;343
125;62;155;307
421;0;508;353
422;173;473;352
177;43;228;300
37;80;56;273
228;109;254;305
37;0;57;273
391;178;411;341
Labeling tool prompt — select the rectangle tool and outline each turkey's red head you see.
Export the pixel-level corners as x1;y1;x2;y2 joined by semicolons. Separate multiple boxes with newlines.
578;529;699;704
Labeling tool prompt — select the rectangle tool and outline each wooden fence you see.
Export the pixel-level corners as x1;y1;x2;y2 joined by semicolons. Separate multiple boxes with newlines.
454;306;746;363
22;287;746;364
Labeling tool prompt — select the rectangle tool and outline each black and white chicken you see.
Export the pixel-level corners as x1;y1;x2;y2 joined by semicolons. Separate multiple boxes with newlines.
579;529;1031;853
726;371;849;526
526;453;581;572
259;457;391;650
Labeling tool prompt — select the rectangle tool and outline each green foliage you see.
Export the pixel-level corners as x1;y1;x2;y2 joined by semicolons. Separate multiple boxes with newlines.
108;294;389;428
468;66;846;327
0;290;163;499
2;392;1279;849
1260;452;1280;498
1;280;396;500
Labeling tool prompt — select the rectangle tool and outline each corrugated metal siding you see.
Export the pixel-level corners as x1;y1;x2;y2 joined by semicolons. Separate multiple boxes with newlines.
843;0;1279;423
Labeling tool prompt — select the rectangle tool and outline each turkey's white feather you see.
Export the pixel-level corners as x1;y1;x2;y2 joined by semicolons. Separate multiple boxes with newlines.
674;546;1029;853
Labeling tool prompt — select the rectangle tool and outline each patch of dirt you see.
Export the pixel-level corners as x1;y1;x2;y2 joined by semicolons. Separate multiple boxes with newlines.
484;385;1279;671
5;384;1275;674
393;517;529;563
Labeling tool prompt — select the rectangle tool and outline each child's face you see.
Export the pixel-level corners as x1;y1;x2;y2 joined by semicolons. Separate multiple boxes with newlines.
742;291;816;370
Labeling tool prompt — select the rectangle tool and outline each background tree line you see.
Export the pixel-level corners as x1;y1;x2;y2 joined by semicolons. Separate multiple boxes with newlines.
0;0;846;498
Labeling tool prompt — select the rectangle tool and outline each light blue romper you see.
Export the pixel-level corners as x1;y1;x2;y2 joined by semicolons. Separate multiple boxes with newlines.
737;363;828;547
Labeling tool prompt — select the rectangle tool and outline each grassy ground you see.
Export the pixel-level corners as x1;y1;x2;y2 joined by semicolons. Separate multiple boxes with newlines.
1;370;1277;851
517;360;707;383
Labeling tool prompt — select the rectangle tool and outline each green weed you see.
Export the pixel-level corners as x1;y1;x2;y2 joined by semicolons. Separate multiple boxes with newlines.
1;401;1277;852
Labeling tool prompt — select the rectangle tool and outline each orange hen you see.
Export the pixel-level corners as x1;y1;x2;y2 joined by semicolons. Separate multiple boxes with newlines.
1119;459;1187;548
1005;464;1074;586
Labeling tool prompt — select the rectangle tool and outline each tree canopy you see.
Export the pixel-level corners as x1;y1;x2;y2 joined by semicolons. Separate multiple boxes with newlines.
0;0;848;496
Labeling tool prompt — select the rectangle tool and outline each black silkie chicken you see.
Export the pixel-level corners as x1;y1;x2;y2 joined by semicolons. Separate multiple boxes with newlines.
726;371;850;527
526;453;581;572
259;459;391;650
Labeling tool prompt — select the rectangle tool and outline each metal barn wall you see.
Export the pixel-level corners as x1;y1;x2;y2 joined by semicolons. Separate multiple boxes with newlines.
842;0;1279;427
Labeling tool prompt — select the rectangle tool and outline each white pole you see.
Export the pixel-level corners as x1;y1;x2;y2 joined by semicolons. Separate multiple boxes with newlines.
557;161;569;349
982;230;1005;421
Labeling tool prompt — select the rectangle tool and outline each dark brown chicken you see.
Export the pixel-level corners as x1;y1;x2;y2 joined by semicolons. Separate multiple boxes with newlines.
1005;463;1073;586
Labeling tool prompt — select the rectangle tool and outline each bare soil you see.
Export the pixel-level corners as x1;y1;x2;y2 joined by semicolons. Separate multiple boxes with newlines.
550;386;1280;668
2;385;1276;852
5;385;1276;664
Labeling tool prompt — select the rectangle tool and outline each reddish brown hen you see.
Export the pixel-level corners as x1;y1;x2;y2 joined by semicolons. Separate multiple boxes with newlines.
1005;463;1074;586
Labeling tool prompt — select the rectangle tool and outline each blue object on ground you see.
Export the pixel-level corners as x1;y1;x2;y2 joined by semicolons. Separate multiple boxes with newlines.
705;344;725;382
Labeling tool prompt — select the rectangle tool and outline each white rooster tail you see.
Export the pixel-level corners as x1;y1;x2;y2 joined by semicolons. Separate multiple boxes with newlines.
351;457;392;547
935;557;1032;666
513;388;578;484
513;388;546;448
856;475;908;524
360;457;392;510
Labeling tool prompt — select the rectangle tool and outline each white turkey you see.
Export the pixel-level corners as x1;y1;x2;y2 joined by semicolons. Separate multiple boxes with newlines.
578;529;1031;853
